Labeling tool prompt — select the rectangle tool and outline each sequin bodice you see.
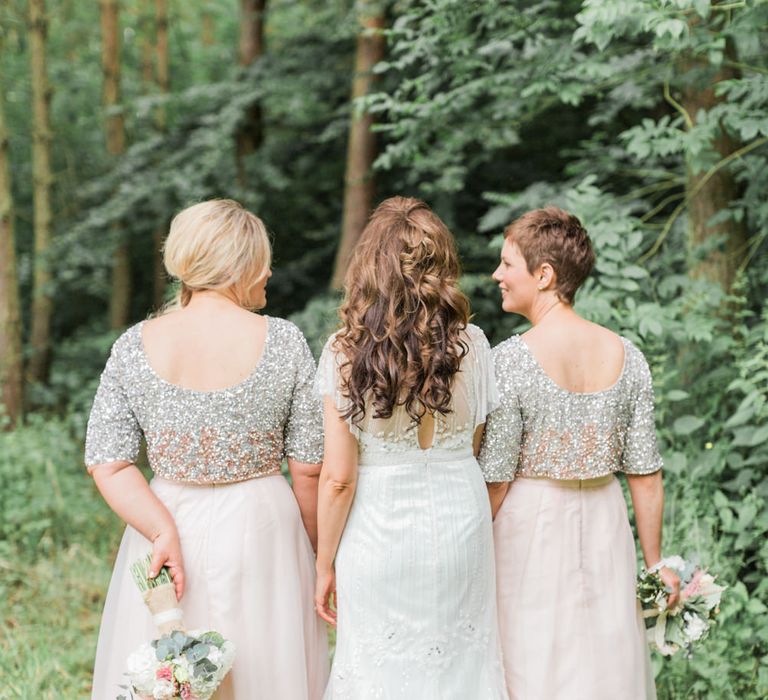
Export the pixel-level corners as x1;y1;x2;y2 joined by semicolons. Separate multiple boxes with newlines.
478;335;663;482
85;316;323;483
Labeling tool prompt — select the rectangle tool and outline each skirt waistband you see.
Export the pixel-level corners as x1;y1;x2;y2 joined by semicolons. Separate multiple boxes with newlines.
517;474;615;489
358;447;475;468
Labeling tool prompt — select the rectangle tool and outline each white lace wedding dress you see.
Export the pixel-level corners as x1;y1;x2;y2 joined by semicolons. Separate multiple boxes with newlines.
315;324;509;700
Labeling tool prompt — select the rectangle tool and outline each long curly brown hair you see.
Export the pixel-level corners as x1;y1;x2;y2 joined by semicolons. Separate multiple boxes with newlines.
334;196;470;427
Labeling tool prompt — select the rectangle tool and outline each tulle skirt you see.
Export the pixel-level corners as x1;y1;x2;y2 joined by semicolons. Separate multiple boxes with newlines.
91;475;329;699
325;448;508;700
493;475;655;700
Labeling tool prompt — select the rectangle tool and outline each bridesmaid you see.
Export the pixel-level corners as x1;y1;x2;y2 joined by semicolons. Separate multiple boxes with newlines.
85;199;328;699
478;207;680;700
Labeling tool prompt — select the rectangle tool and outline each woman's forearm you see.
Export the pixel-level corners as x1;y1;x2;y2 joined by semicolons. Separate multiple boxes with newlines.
316;473;356;573
91;462;177;542
626;470;664;567
289;460;321;550
487;481;509;520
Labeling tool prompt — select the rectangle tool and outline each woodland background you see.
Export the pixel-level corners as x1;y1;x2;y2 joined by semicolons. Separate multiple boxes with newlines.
0;0;767;697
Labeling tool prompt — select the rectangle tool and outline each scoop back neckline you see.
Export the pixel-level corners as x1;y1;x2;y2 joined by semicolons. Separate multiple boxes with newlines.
135;315;272;395
516;334;629;397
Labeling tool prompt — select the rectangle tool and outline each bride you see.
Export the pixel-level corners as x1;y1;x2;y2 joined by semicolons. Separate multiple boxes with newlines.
314;196;508;699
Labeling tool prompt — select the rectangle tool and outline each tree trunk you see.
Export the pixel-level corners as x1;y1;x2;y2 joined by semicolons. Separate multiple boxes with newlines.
330;6;386;290
140;0;153;85
202;7;214;46
27;0;54;383
680;44;747;292
150;0;169;309
154;0;169;130
0;83;23;426
235;0;266;182
101;0;131;329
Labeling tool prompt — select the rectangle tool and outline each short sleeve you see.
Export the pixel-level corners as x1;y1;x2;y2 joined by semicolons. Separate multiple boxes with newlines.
284;331;324;463
469;326;500;429
84;343;142;468
314;336;361;439
477;342;522;482
621;348;663;475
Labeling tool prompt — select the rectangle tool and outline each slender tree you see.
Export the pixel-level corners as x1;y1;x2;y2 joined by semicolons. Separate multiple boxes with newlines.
0;75;23;425
27;0;54;383
140;0;153;85
139;0;170;308
101;0;131;329
235;0;266;182
201;5;215;47
330;2;386;289
680;46;747;292
154;0;168;130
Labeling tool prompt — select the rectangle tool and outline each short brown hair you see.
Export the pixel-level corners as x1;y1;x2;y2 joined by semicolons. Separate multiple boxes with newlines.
504;206;594;304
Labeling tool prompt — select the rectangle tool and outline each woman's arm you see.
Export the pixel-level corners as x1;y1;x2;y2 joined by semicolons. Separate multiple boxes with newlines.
315;396;358;626
90;461;185;600
626;470;680;606
288;459;321;551
487;482;509;519
474;423;511;519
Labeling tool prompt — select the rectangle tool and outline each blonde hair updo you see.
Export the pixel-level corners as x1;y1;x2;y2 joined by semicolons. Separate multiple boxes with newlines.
163;199;272;309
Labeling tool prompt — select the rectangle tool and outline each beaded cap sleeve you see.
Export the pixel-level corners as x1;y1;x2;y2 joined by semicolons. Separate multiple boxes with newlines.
314;324;499;455
84;316;323;483
478;335;663;482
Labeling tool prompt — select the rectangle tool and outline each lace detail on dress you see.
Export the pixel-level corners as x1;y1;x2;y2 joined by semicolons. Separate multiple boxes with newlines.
328;615;497;699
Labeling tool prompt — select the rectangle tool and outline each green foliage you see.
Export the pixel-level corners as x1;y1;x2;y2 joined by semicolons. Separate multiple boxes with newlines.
0;418;119;698
0;417;116;561
289;292;343;358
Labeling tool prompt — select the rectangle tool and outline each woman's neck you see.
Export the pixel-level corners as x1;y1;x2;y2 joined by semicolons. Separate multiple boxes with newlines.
186;289;242;309
528;296;574;326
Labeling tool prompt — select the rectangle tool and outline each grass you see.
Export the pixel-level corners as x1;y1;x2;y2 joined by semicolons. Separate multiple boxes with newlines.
0;543;116;699
0;417;120;700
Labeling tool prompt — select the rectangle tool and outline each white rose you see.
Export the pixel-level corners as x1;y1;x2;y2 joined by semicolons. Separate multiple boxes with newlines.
152;679;176;699
220;641;236;671
173;656;192;683
207;646;222;666
660;555;686;572
683;612;707;642
126;644;158;693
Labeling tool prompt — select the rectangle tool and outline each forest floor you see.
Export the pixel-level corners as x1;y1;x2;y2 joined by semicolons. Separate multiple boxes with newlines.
1;512;113;698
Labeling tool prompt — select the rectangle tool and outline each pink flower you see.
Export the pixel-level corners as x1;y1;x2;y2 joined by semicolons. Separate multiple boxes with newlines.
156;666;173;682
681;569;704;602
180;682;193;700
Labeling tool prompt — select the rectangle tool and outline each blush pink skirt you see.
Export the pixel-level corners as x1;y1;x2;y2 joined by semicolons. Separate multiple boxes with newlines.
90;475;329;699
493;475;655;700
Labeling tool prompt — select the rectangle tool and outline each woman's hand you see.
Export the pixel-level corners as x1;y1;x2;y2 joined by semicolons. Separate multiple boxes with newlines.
315;567;337;627
659;566;681;610
150;530;185;601
90;462;185;599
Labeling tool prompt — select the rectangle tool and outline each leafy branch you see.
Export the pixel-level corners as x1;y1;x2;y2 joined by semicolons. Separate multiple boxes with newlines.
639;136;768;262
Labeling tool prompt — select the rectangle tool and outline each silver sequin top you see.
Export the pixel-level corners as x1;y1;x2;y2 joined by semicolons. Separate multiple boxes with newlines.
478;335;663;482
84;316;323;484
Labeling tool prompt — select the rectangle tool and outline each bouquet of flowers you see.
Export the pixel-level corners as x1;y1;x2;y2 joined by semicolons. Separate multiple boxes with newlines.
637;555;726;657
117;554;235;700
